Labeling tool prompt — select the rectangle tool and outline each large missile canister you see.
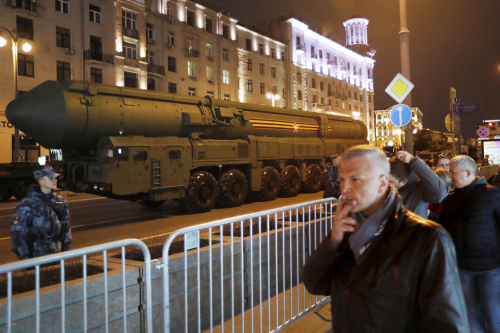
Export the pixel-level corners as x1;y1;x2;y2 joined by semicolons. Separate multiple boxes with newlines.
6;80;367;149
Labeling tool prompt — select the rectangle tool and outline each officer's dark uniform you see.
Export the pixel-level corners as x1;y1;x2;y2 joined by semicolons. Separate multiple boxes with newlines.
10;171;71;260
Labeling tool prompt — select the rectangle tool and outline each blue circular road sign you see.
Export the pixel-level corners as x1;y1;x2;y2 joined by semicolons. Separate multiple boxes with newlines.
390;104;412;127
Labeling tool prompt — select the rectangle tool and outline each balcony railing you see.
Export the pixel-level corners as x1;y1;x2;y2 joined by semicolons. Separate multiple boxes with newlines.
185;48;199;58
310;53;318;61
123;27;139;39
188;75;198;81
124;58;140;68
147;64;165;75
296;44;305;53
326;60;334;67
84;50;114;64
146;38;155;45
207;55;214;62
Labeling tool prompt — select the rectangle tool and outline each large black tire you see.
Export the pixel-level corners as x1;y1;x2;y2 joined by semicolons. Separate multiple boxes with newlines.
218;169;248;207
302;164;323;193
256;166;280;201
183;171;218;213
13;178;33;200
0;180;13;201
279;165;301;197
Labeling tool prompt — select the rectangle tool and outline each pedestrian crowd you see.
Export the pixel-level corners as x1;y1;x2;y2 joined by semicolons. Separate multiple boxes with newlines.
312;145;500;332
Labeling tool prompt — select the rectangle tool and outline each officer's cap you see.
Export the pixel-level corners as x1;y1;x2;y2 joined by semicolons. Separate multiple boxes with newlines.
33;168;59;180
330;154;338;161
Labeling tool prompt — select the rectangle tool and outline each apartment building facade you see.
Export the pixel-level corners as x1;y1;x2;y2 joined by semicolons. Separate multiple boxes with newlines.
0;0;376;162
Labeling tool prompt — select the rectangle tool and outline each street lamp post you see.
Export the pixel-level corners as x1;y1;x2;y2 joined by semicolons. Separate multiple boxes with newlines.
266;92;280;107
0;27;32;162
399;0;413;154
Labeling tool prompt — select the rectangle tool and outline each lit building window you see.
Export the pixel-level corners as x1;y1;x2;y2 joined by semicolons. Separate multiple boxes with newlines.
188;61;196;78
247;79;253;92
206;66;214;82
168;31;175;46
223;70;230;84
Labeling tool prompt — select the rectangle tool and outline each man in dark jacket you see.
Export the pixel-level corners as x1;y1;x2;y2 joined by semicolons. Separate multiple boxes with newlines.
439;155;500;333
304;145;468;332
11;168;72;260
388;151;448;218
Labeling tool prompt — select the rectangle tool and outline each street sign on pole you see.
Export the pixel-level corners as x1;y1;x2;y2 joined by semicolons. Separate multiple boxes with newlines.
390;104;412;127
445;114;452;132
459;103;482;114
385;73;414;104
477;127;489;137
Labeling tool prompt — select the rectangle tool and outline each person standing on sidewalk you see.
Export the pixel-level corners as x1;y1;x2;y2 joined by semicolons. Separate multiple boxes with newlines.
439;155;500;333
11;168;72;260
388;151;449;218
303;145;468;332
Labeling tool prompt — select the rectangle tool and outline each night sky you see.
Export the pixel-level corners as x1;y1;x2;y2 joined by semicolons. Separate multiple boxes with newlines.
202;0;500;138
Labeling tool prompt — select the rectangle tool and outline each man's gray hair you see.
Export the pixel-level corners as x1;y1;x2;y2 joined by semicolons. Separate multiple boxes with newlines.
450;155;477;176
340;145;390;175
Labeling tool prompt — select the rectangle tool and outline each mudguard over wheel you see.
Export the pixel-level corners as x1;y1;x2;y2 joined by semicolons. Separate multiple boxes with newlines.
218;169;248;207
302;164;323;193
13;178;33;200
279;165;301;197
183;171;218;213
256;166;280;201
0;180;12;201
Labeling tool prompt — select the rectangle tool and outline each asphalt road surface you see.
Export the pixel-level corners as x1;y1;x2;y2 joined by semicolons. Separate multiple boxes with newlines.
0;191;323;265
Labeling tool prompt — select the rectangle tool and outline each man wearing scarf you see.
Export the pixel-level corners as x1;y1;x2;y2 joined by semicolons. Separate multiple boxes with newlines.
303;145;467;332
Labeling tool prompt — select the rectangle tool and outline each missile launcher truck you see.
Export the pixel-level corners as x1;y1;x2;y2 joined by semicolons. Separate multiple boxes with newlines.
6;80;367;212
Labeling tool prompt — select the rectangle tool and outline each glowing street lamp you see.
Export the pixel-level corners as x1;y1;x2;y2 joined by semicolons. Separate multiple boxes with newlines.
0;27;32;162
352;111;360;118
266;92;280;107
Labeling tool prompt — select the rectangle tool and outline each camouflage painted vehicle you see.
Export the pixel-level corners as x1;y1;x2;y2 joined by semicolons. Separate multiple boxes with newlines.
7;80;367;212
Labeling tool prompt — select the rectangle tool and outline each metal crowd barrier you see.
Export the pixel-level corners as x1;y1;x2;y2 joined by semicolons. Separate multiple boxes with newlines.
161;198;336;333
0;198;337;333
0;239;153;333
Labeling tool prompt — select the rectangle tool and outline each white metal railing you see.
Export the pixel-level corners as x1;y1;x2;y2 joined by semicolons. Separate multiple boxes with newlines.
0;239;153;333
162;198;337;332
0;198;337;333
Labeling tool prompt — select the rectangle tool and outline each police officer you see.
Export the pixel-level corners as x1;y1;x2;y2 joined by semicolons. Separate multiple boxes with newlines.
11;168;72;260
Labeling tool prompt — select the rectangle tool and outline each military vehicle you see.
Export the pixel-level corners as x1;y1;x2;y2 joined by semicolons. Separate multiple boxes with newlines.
6;80;367;212
0;162;41;201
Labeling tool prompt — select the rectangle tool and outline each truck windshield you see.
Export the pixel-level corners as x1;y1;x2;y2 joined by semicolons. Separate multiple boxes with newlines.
99;145;114;162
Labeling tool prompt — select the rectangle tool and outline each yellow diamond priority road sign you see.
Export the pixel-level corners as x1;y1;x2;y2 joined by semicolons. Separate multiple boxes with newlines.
385;73;414;104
